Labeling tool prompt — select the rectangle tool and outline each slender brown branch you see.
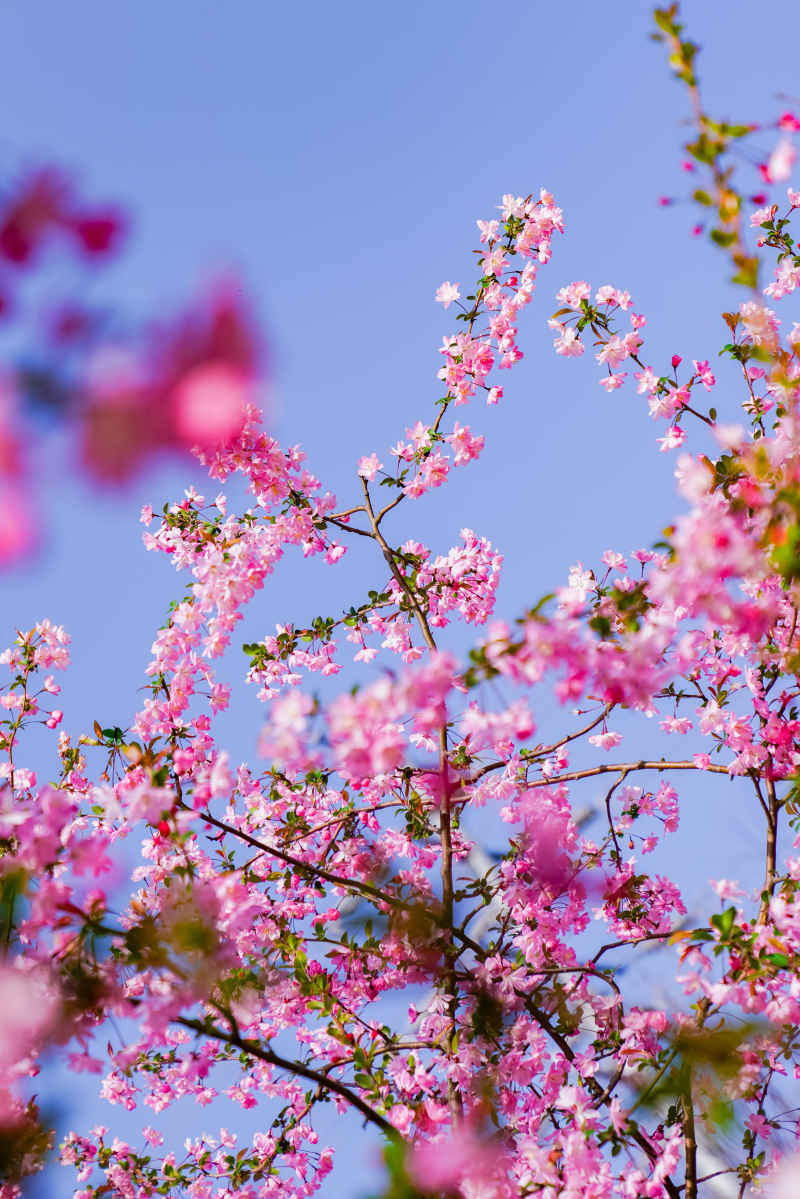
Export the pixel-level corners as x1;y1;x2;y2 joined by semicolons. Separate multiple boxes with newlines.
759;775;780;921
683;1079;697;1199
177;1015;395;1135
602;768;631;863
591;931;674;963
519;991;680;1199
360;477;463;1117
376;491;405;525
545;703;614;754
691;1168;737;1188
360;477;438;654
467;706;614;783
329;504;366;521
469;755;731;788
523;759;732;788
438;724;461;1121
659;19;756;293
325;515;374;539
185;801;412;914
187;799;486;960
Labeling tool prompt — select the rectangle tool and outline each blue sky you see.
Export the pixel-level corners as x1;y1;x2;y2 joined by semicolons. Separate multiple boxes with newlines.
3;1;799;1194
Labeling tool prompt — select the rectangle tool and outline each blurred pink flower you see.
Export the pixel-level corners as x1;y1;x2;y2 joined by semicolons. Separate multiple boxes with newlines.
0;484;36;565
767;136;797;183
768;1153;800;1198
0;965;58;1072
408;1128;505;1195
173;363;250;450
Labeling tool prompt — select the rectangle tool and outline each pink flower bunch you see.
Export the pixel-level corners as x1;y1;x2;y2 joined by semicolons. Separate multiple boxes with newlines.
5;14;800;1192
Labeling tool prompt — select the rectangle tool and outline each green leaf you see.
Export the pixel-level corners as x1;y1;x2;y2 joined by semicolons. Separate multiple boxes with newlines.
654;7;679;35
710;906;736;938
730;258;759;289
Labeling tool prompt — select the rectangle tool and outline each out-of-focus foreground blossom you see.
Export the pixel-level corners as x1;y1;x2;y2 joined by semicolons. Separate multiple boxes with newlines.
80;284;259;479
408;1128;508;1197
0;167;265;567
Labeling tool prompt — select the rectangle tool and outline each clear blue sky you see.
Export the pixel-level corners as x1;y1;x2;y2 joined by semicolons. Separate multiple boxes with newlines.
2;1;798;1194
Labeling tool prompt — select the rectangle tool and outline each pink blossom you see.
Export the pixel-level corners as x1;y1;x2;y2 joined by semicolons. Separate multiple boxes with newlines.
357;453;383;480
408;1129;505;1194
765;258;800;299
767;136;797;182
435;281;461;308
445;422;484;466
657;425;686;452
552;325;584;357
692;359;715;390
588;730;622;751
766;1153;800;1198
0;483;36;565
595;285;632;309
556;280;591;309
172;363;250;450
751;203;778;227
0;965;58;1071
598;372;626;391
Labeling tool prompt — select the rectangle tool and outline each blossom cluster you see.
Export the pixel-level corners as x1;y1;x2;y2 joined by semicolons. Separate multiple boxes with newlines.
3;11;800;1197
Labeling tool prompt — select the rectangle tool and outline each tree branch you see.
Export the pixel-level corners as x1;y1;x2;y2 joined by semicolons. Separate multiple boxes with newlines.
177;1015;395;1136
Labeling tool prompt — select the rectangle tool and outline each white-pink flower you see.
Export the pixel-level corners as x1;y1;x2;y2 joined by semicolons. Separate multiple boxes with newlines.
357;453;383;481
767;136;797;183
435;281;460;309
658;425;686;452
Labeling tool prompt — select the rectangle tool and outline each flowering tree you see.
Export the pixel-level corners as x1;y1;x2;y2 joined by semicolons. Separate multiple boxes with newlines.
4;5;800;1197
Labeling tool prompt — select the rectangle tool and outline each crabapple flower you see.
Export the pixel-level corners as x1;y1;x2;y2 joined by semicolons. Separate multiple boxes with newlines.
767;136;797;182
435;281;460;308
692;359;715;390
658;425;687;451
556;280;591;309
408;1129;506;1195
598;371;626;391
552;324;584;356
172;363;250;449
357;453;383;480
